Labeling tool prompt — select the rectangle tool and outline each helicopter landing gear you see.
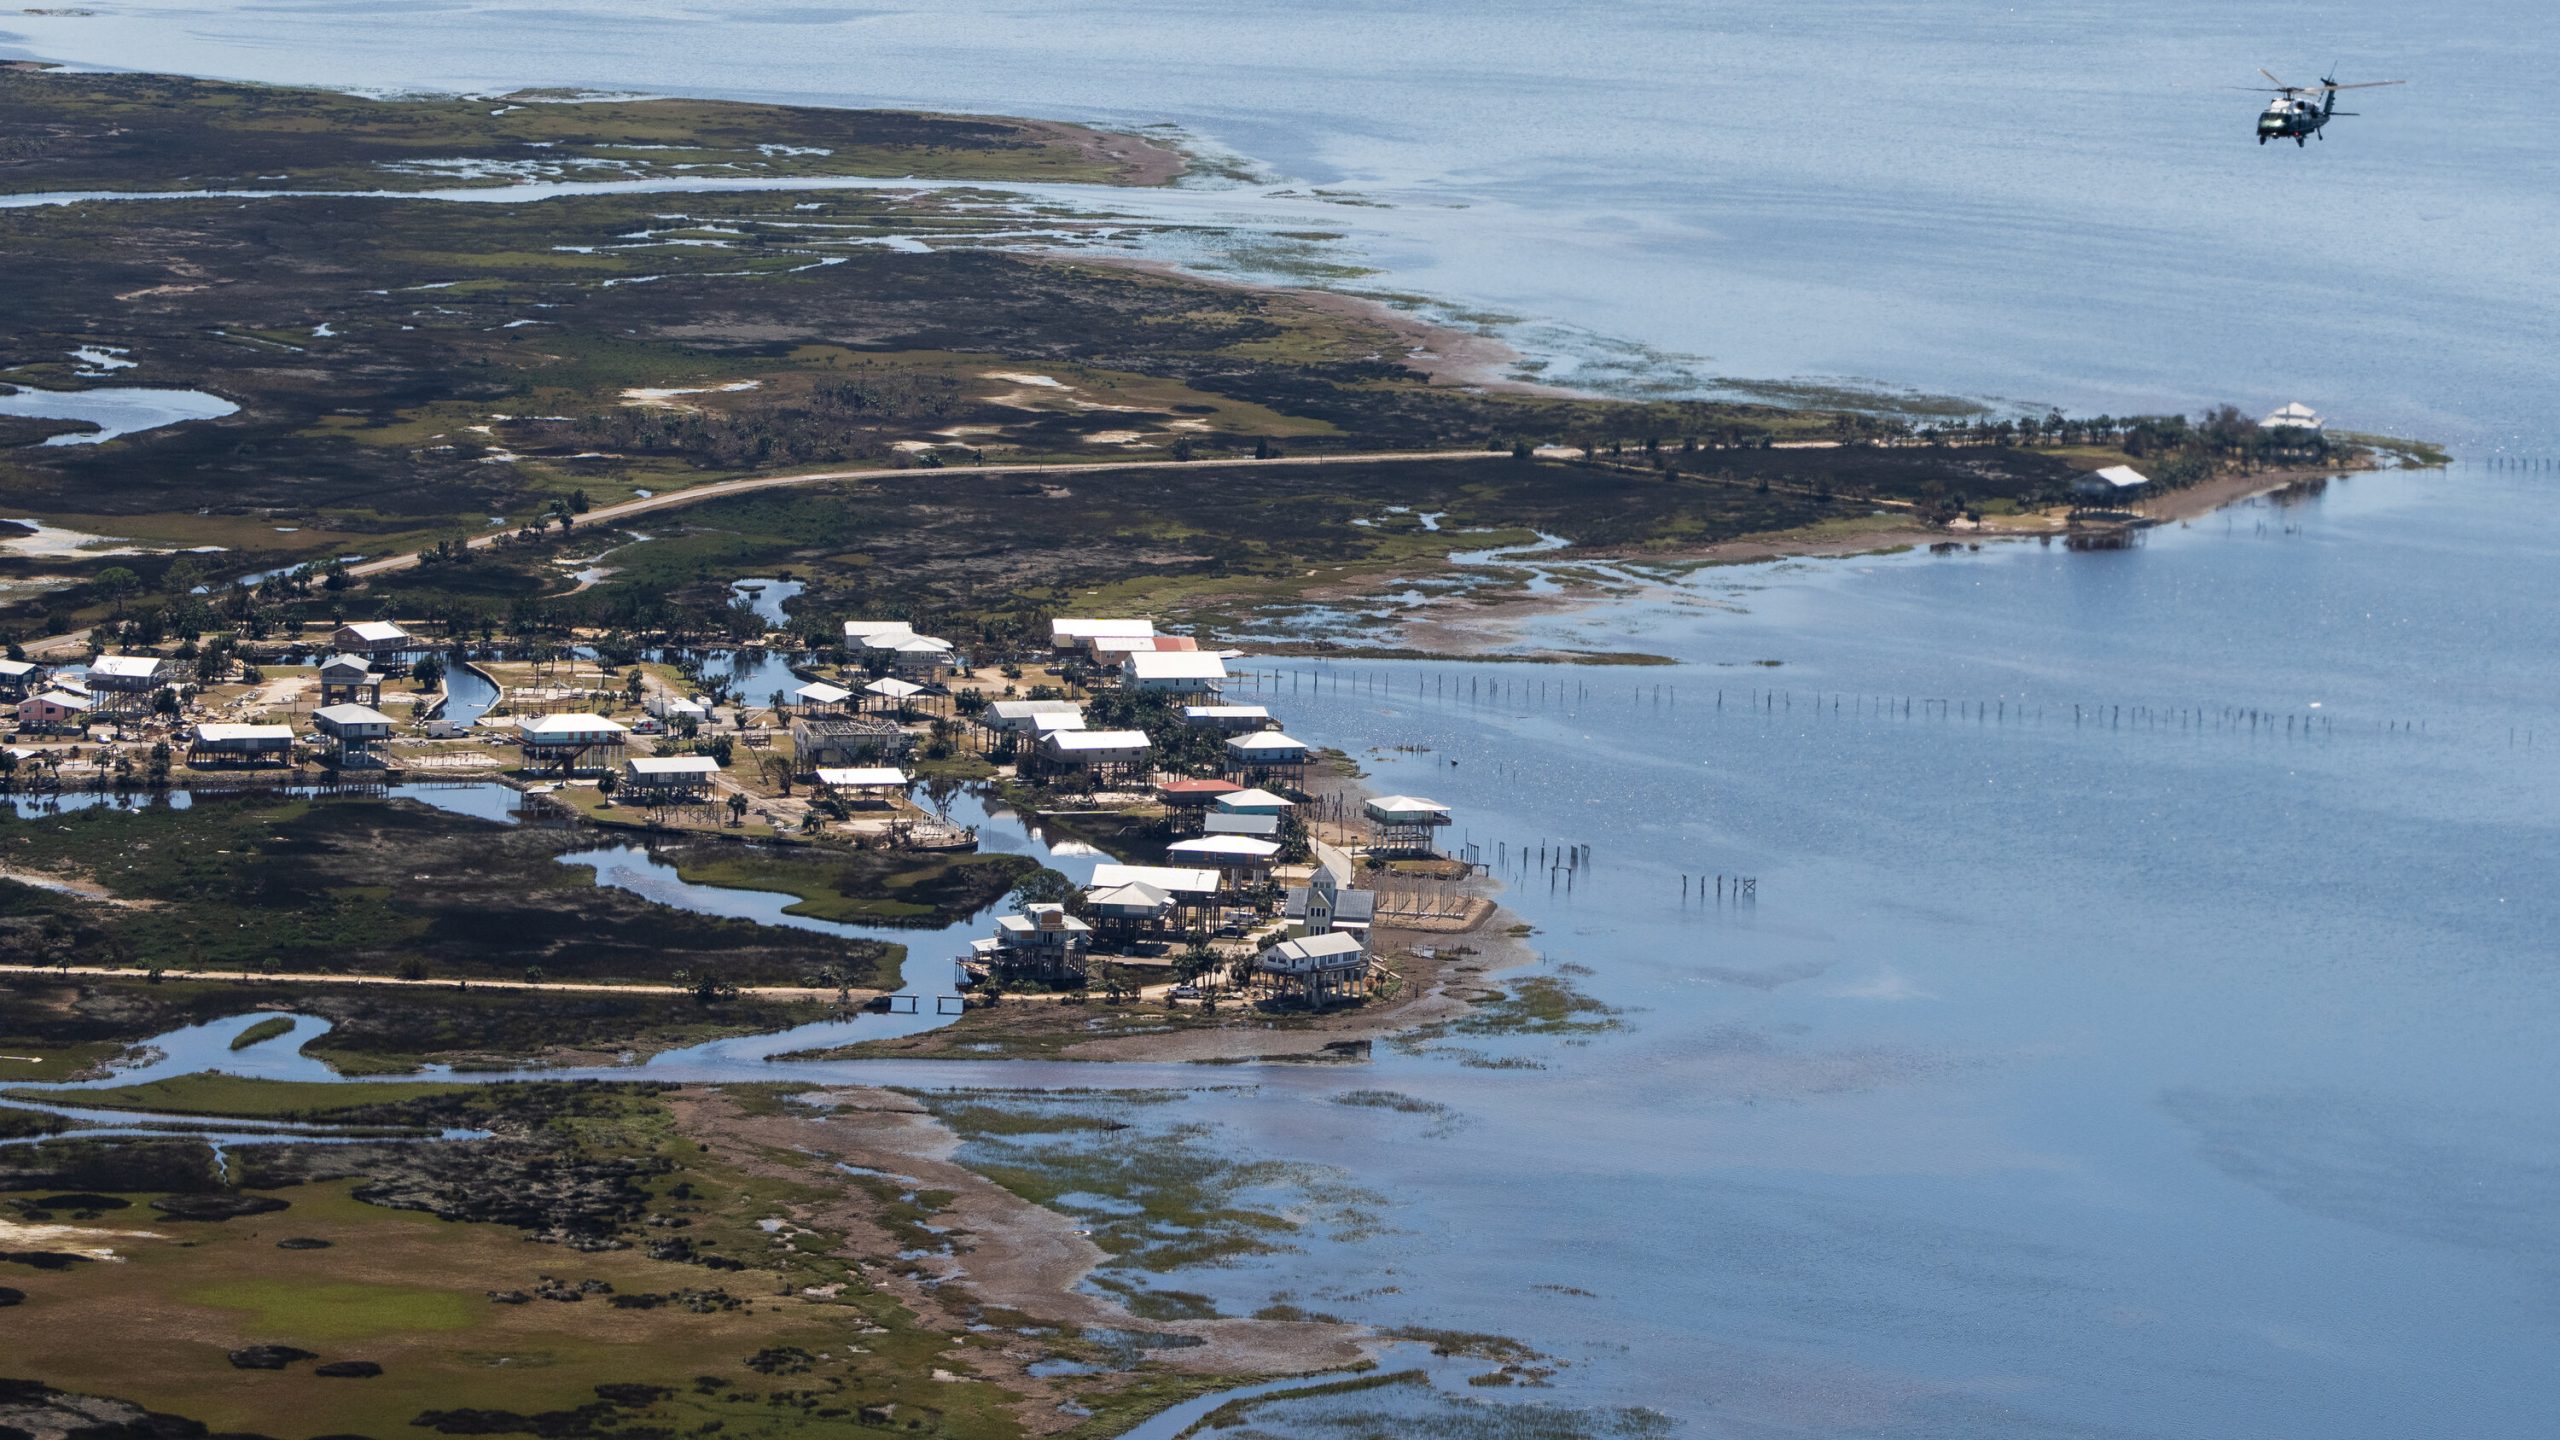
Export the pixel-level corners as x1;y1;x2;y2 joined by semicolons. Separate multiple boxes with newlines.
2295;136;2305;146
2259;136;2267;144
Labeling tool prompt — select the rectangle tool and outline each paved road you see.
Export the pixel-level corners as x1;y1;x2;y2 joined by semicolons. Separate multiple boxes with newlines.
347;447;1513;579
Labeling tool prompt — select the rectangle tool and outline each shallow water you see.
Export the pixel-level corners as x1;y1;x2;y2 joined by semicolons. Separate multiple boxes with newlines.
0;383;240;445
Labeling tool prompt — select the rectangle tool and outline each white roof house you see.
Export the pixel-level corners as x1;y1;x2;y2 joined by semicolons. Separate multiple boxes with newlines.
1085;880;1174;918
1226;731;1310;764
983;699;1084;733
516;713;630;743
2075;464;2150;498
22;689;91;715
317;653;374;680
993;904;1091;947
193;722;295;750
0;659;42;680
863;677;924;700
1167;834;1282;865
1043;729;1150;764
1088;862;1221;896
1052;618;1154;647
1256;931;1368;975
624;754;723;785
842;620;917;644
1364;795;1452;824
86;654;166;687
1123;651;1228;691
2261;402;2325;432
1215;787;1295;815
883;635;954;656
1184;704;1270;729
814;765;910;790
313;703;394;735
1028;711;1090;736
334;620;413;652
794;681;854;707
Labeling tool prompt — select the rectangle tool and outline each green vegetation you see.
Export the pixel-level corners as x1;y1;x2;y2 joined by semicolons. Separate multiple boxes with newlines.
226;1015;295;1050
664;844;1036;926
916;1089;1383;1275
12;1074;472;1118
0;793;890;989
0;66;1181;194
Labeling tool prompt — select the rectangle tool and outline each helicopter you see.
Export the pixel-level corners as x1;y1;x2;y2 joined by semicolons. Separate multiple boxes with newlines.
2243;70;2404;145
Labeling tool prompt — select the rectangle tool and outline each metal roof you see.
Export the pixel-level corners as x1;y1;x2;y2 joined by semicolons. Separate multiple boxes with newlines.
195;723;294;743
1215;787;1293;812
814;766;908;787
88;655;164;679
517;713;630;737
1124;651;1228;680
1089;863;1221;894
1085;881;1172;909
862;677;923;698
314;703;394;727
627;755;722;775
795;681;854;705
1051;618;1155;641
1168;834;1282;859
1365;794;1451;818
1046;728;1150;752
1226;731;1308;753
340;621;410;642
2090;464;2150;488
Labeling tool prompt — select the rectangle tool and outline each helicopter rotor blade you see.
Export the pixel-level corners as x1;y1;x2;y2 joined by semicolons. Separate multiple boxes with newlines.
2259;67;2291;89
2315;80;2406;91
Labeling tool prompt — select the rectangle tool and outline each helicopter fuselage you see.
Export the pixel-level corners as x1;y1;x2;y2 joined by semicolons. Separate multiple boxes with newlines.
2257;97;2325;144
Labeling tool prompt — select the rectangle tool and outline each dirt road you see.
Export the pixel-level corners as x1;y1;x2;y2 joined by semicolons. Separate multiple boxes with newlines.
347;447;1508;579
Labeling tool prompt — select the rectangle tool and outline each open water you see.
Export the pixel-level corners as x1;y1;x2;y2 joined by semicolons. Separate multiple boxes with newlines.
3;3;2556;1434
5;1;2556;445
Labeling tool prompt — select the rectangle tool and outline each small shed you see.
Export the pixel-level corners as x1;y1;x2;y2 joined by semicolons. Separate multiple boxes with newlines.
623;754;722;799
191;722;295;766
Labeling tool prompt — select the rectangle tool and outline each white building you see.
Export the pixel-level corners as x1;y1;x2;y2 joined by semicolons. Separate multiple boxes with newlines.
1215;786;1294;816
314;702;396;763
85;654;166;696
2260;402;2325;432
1254;931;1371;1006
1123;650;1228;694
622;754;723;798
515;713;630;773
17;689;92;733
190;722;295;766
1040;728;1151;774
1183;704;1271;731
792;681;854;711
981;699;1085;735
1225;731;1311;774
1365;794;1452;854
814;766;910;801
1051;618;1154;650
1087;862;1222;900
972;903;1092;978
646;693;711;724
2072;464;2150;501
332;620;414;656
